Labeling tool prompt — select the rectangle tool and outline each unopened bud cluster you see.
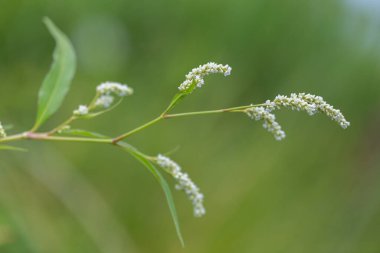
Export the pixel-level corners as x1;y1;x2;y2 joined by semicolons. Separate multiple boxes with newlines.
96;82;133;108
73;105;89;116
178;62;232;92
157;154;205;217
0;122;6;138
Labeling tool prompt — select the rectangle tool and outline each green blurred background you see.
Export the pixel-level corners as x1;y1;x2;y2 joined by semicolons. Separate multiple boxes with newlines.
0;0;379;252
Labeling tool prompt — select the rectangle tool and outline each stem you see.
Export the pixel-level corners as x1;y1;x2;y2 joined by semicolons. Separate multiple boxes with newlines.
0;133;27;143
112;116;163;144
2;103;266;146
41;135;113;144
0;132;112;144
164;109;232;118
48;116;76;135
163;104;263;119
47;93;101;135
112;103;264;143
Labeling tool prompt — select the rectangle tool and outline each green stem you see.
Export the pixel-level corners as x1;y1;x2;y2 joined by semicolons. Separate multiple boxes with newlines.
112;116;163;143
37;135;113;144
163;104;263;119
48;116;76;135
0;132;112;144
112;103;264;143
3;103;265;146
0;133;27;143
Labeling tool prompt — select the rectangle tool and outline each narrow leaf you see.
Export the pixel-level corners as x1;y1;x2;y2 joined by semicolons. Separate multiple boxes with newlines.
0;145;27;152
50;127;185;245
58;129;106;138
32;17;76;131
118;142;185;247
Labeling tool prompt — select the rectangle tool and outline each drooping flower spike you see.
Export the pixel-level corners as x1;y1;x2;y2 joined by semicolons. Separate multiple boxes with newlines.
246;93;350;140
156;154;206;217
246;107;286;141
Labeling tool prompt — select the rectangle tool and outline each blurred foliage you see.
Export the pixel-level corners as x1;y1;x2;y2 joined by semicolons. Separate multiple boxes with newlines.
0;0;380;252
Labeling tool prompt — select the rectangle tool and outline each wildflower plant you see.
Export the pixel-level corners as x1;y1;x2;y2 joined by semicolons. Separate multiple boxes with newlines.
0;18;350;246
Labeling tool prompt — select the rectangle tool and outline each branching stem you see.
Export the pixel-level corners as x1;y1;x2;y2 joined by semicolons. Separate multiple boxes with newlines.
0;103;264;146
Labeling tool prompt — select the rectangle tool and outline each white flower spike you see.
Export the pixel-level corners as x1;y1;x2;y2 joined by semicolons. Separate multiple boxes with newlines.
178;62;232;92
246;93;350;140
267;93;350;129
156;154;206;217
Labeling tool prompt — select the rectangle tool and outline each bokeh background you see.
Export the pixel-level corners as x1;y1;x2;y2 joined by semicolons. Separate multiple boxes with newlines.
0;0;380;252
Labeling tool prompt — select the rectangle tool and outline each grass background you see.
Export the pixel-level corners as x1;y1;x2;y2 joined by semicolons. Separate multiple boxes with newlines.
0;0;379;252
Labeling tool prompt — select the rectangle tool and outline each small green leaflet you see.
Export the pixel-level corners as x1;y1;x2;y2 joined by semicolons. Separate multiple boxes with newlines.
32;17;76;131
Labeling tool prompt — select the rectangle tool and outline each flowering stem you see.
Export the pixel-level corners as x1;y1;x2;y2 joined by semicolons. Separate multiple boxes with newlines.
163;104;266;118
1;104;265;145
112;104;265;143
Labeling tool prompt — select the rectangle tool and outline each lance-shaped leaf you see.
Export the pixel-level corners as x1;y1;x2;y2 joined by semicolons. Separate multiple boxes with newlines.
56;129;185;246
32;17;76;131
119;142;185;247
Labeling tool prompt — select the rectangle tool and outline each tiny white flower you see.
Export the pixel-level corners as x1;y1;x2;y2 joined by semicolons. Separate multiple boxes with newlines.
178;62;232;92
157;154;206;217
96;81;133;97
95;95;114;108
73;105;89;116
0;122;6;138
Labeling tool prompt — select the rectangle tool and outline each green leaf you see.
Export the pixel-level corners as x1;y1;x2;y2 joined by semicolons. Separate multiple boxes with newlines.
58;129;106;138
0;145;27;152
32;17;76;131
51;128;185;245
118;142;185;247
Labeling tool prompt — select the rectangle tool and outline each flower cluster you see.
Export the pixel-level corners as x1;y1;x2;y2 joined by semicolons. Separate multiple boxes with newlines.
246;93;350;140
156;154;205;217
95;95;114;108
178;62;232;92
73;105;89;116
0;122;6;138
266;93;350;129
246;107;286;140
96;81;133;108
